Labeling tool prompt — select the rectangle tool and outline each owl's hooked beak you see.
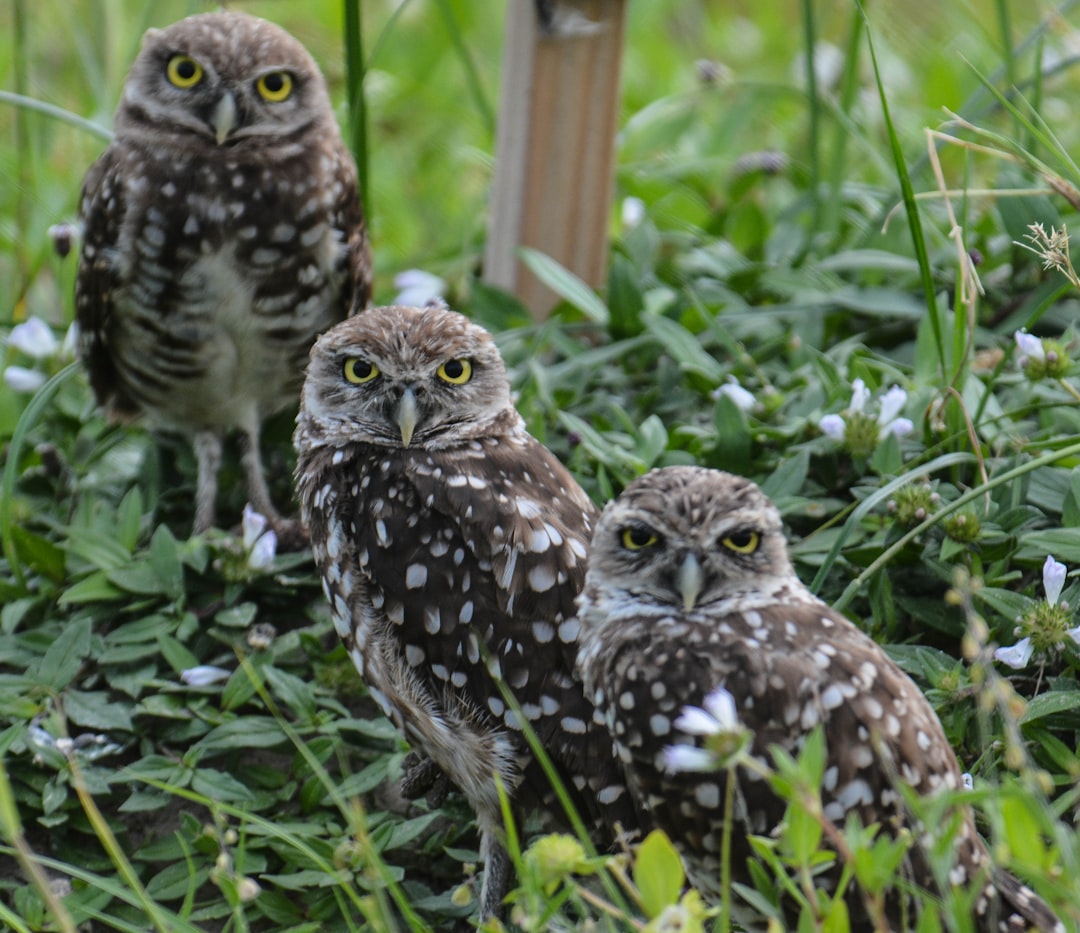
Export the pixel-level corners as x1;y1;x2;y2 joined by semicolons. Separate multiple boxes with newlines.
396;387;419;447
677;552;704;612
212;92;238;145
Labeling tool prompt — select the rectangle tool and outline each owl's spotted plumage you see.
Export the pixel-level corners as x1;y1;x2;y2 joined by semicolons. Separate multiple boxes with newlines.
76;12;370;535
293;304;639;919
576;466;1062;932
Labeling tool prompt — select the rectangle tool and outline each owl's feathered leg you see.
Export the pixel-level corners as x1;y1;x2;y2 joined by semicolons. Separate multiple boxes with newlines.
237;419;278;525
478;827;512;922
238;417;307;549
192;430;223;535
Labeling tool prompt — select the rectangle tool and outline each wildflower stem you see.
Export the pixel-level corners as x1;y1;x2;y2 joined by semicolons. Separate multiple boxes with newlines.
1056;378;1080;404
570;882;645;930
719;766;736;932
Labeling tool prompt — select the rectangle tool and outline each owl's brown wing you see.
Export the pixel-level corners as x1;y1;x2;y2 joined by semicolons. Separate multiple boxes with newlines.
599;600;980;904
352;433;636;832
75;147;136;418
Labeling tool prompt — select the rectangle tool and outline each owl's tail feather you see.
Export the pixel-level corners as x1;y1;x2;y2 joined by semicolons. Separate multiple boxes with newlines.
985;869;1064;933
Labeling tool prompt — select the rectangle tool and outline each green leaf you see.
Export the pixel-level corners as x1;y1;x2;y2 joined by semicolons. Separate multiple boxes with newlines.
607;252;645;338
11;527;65;583
518;247;609;324
633;829;684;918
1000;795;1048;868
1019;691;1080;724
57;571;122;605
193;718;286;754
33;617;92;690
157;633;200;674
1016;528;1080;564
148;524;184;600
63;690;134;731
191;767;256;802
642;315;724;382
115;487;144;553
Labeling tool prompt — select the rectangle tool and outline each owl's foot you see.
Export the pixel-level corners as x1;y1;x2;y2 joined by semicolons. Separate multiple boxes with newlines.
400;751;452;808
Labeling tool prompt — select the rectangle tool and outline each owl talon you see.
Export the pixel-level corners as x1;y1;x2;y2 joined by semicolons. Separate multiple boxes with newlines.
400;752;452;807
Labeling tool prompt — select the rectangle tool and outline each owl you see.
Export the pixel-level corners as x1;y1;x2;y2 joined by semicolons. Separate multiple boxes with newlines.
575;466;1062;932
76;12;370;536
293;303;641;919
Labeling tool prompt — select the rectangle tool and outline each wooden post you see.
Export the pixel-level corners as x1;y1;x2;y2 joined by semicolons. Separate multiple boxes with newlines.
484;0;627;318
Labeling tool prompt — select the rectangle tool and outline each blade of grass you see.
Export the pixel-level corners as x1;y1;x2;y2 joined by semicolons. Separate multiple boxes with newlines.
432;0;494;134
833;439;1080;612
0;91;114;142
808;452;975;596
343;0;370;226
859;2;945;381
235;654;421;931
0;757;77;933
68;753;177;933
799;0;820;217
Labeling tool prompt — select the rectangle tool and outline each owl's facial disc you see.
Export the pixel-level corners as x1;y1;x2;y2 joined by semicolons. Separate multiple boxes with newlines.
212;91;238;144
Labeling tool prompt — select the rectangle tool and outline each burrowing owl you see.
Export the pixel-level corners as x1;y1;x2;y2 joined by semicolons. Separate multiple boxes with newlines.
76;12;370;535
575;466;1062;932
293;303;640;918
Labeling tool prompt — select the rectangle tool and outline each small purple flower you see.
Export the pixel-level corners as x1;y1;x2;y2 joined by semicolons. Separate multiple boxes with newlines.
242;504;277;570
7;317;59;359
1014;330;1046;365
993;637;1034;670
4;366;46;393
393;269;446;307
1043;555;1066;607
712;378;756;413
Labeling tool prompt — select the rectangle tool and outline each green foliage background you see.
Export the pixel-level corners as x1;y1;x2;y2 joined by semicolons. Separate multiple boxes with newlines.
3;1;1080;930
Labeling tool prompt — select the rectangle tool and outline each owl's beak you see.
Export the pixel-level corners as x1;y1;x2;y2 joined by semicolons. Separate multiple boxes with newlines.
212;92;238;145
396;387;419;447
677;552;704;612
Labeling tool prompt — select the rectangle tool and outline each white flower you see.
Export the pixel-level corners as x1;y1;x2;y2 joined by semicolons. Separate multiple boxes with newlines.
7;317;59;359
817;379;913;444
961;772;974;791
181;665;232;686
818;413;845;440
1014;330;1046;365
621;196;646;230
876;385;913;438
242;503;277;569
994;637;1034;670
712;377;756;412
661;744;718;774
242;504;268;550
849;377;870;413
1067;625;1080;647
249;528;278;569
674;686;740;735
393;269;446;307
4;366;46;393
1043;555;1067;607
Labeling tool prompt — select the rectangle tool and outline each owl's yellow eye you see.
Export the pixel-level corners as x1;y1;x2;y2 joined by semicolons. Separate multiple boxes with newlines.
722;529;760;554
436;358;472;385
256;71;294;102
621;525;659;551
344;358;379;384
166;55;204;89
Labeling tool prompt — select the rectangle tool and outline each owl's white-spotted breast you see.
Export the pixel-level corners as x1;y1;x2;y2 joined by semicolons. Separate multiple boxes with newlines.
293;303;641;919
575;466;1063;932
76;12;370;535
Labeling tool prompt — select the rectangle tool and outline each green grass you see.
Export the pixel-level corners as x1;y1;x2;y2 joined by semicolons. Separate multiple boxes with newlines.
4;1;1080;930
